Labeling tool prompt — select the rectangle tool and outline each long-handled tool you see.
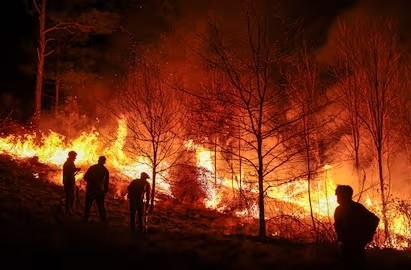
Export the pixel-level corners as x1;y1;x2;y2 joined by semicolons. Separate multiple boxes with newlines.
143;202;149;237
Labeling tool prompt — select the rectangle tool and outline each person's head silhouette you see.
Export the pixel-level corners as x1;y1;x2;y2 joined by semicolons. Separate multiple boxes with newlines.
335;185;353;206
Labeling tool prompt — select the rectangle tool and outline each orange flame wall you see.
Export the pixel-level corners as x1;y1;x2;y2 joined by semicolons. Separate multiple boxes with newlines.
1;120;410;249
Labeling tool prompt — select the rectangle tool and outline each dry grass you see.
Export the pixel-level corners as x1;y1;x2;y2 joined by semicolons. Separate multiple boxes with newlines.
1;154;410;269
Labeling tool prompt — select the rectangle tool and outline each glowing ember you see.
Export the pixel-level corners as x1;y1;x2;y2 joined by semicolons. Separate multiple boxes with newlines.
185;140;221;208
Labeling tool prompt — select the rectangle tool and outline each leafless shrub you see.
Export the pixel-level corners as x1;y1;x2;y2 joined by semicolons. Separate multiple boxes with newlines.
169;164;209;206
266;213;336;245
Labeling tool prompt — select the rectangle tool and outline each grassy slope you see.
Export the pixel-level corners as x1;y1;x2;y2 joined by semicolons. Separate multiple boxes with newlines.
0;155;410;270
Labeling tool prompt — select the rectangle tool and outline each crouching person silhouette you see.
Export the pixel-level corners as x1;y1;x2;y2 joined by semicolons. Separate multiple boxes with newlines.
334;185;380;270
83;156;109;223
127;172;151;234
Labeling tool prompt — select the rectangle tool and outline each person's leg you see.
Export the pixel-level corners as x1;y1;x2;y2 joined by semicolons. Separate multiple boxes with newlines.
341;244;354;269
64;184;70;214
137;202;144;232
68;184;75;212
84;191;94;221
352;245;366;270
96;192;106;222
64;183;75;214
129;202;136;232
342;244;365;270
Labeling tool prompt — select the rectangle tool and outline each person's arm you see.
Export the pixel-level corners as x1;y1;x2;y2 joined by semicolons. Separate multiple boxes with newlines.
127;181;135;200
362;205;380;243
83;167;90;183
69;162;81;178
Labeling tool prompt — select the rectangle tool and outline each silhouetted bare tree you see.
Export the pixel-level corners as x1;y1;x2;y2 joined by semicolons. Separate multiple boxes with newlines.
200;2;306;238
107;55;186;211
335;17;405;245
285;45;335;240
333;45;368;196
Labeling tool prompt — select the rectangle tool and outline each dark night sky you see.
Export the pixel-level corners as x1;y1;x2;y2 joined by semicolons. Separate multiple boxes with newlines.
1;0;409;119
1;1;35;93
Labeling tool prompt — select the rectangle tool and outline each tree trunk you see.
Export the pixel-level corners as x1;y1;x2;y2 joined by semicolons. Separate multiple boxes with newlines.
377;145;391;244
55;78;60;116
150;150;158;211
238;135;243;206
34;0;47;126
303;116;318;241
257;138;266;238
150;171;156;212
306;143;317;234
214;140;217;185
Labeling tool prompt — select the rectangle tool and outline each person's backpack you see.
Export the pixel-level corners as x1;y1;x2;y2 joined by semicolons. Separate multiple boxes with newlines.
84;165;106;192
128;179;148;201
358;204;380;244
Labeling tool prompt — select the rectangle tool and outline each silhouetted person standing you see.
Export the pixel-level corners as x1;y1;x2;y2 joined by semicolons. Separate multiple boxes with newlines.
334;185;380;270
127;172;151;233
62;151;81;215
83;156;109;222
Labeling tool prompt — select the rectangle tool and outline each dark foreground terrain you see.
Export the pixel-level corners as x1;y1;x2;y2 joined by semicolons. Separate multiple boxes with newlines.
1;154;411;270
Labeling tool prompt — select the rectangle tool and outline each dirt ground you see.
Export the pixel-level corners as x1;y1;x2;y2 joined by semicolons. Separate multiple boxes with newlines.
1;155;411;270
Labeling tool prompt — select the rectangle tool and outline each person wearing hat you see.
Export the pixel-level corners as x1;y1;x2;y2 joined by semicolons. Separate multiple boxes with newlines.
127;172;151;233
83;156;110;222
62;150;81;215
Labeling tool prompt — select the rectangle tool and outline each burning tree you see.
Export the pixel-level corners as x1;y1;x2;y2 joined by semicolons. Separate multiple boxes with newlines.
185;68;256;212
398;61;411;171
334;16;406;245
333;45;369;196
185;70;235;180
285;45;336;240
168;150;209;206
199;2;309;238
106;55;186;211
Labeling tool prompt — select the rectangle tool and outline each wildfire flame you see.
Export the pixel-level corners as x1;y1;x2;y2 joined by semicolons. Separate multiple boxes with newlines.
1;120;410;249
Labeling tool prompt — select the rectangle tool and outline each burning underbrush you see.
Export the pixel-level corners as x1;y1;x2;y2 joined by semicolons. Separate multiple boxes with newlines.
0;153;255;236
1;122;411;250
0;153;374;245
0;152;337;249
